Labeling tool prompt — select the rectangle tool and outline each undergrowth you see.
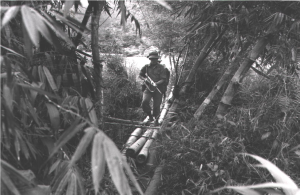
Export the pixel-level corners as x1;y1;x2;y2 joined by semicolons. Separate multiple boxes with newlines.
160;72;300;195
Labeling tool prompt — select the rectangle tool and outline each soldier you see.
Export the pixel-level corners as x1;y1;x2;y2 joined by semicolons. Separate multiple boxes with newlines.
139;51;167;124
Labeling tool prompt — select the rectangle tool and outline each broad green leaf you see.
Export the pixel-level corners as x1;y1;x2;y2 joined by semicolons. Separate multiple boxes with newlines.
22;22;33;59
91;131;106;194
224;186;262;195
38;66;46;84
0;45;25;58
1;170;21;195
122;158;143;195
29;82;43;104
3;84;13;111
49;159;61;174
24;98;41;126
43;66;58;92
14;136;21;160
247;154;298;195
56;75;62;90
63;0;74;17
21;6;39;47
66;173;76;195
17;83;61;100
31;9;53;44
153;0;172;10
45;103;60;131
79;97;88;117
54;169;72;195
85;98;98;125
40;10;75;48
49;120;86;158
70;127;96;166
104;136;132;195
73;169;84;195
1;6;19;29
54;13;82;33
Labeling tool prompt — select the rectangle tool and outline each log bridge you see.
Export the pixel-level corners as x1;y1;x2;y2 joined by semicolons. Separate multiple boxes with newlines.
106;87;178;194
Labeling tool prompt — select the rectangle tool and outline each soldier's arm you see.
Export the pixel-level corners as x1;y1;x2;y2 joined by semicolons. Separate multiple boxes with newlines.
155;67;167;85
139;66;147;80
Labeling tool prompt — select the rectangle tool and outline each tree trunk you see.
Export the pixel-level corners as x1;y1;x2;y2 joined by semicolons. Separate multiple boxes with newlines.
193;42;251;120
91;1;105;126
215;36;270;119
179;27;227;96
74;4;93;47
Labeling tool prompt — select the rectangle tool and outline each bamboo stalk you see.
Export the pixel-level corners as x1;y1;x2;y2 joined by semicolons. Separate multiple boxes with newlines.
121;128;143;157
105;116;144;125
160;99;179;133
146;141;158;168
158;88;174;124
144;161;165;195
215;36;270;119
105;122;160;129
136;130;158;164
180;27;228;96
192;42;251;121
126;129;153;158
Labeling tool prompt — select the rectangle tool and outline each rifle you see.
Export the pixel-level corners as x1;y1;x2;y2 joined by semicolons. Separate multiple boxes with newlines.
144;73;162;94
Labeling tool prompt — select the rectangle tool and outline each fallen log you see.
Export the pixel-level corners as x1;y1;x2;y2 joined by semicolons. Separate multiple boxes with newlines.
136;130;158;164
121;128;143;157
126;129;153;158
144;160;165;195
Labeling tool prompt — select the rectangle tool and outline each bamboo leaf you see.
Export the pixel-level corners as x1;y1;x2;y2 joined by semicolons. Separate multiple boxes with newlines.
104;136;132;195
56;75;62;90
43;66;58;92
3;84;13;112
54;169;72;195
31;9;53;44
246;154;299;195
17;83;61;100
66;173;76;195
1;170;21;195
153;0;172;10
40;10;75;48
45;103;60;131
21;6;39;47
122;158;143;195
85;98;98;125
79;97;87;117
70;127;96;166
91;131;106;194
14;136;21;160
223;186;262;195
22;21;33;59
49;120;86;158
261;132;271;140
24;98;41;126
1;6;19;29
38;66;46;84
53;12;82;33
29;82;43;103
49;159;61;174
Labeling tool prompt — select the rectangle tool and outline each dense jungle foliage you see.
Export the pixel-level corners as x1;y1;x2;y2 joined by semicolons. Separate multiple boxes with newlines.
1;1;300;195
